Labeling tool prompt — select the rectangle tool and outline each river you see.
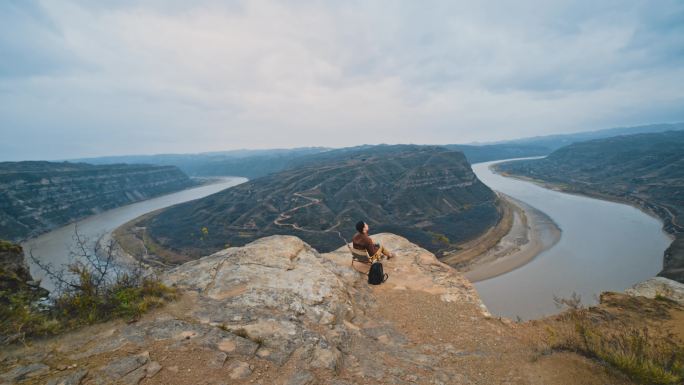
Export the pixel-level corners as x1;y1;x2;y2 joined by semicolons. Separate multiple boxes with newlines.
471;159;672;320
22;177;247;292
22;161;672;320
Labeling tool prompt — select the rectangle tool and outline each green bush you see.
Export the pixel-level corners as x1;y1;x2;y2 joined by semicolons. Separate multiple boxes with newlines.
0;289;60;340
2;272;177;343
0;240;22;253
53;268;177;328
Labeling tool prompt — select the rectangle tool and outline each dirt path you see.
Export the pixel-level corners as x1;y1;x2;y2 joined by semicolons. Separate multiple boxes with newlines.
272;188;346;243
273;191;322;230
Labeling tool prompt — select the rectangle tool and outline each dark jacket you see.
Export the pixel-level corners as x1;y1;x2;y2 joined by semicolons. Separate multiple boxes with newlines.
352;232;377;256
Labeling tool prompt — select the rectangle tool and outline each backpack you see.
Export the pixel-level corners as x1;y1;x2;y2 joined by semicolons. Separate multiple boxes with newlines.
368;262;388;285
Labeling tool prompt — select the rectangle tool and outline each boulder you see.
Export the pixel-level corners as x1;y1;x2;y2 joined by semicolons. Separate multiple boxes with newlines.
163;236;354;366
626;276;684;304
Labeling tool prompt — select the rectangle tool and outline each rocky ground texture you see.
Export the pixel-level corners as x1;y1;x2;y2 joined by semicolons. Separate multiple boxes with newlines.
3;234;681;384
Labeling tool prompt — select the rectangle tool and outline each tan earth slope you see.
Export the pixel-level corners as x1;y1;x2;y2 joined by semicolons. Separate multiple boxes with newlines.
1;234;634;385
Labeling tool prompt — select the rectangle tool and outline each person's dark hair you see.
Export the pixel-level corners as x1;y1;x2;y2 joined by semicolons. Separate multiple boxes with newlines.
355;221;366;233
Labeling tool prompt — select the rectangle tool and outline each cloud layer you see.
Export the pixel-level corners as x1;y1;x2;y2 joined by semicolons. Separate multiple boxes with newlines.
2;0;683;160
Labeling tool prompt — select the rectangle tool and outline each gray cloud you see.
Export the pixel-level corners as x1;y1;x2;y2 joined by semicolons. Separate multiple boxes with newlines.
1;0;683;160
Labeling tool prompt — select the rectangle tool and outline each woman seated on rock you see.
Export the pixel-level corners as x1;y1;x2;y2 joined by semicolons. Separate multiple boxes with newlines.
352;221;396;261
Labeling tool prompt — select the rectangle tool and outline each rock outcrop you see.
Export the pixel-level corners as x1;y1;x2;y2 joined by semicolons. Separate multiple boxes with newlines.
625;276;684;304
0;241;49;345
0;161;195;242
0;241;32;288
0;234;632;385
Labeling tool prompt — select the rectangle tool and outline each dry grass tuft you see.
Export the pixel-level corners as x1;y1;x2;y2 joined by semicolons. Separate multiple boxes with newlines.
544;294;684;384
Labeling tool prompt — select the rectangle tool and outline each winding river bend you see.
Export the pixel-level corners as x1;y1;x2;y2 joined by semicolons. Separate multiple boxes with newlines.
21;160;672;321
23;177;247;292
472;159;672;320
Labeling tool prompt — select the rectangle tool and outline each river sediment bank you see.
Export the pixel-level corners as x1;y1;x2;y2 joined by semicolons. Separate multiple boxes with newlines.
466;195;560;282
493;165;682;283
441;192;561;282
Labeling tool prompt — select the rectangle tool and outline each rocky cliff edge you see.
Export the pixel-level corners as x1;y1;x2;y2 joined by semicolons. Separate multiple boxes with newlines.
1;234;638;385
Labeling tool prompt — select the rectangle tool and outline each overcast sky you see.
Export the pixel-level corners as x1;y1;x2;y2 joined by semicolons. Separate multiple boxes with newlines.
2;1;683;161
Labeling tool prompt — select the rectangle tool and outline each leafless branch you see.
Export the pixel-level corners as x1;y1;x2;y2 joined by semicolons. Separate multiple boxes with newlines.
28;248;81;294
553;292;583;310
72;224;105;278
29;226;129;297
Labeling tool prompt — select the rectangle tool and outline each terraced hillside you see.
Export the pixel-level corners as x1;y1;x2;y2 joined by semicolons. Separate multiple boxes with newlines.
139;145;500;261
496;130;684;282
0;161;195;241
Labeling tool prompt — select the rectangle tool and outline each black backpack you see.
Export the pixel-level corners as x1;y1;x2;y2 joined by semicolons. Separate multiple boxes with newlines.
368;262;388;285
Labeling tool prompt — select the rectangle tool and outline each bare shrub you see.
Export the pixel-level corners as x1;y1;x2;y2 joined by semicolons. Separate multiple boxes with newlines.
553;291;583;310
11;226;178;341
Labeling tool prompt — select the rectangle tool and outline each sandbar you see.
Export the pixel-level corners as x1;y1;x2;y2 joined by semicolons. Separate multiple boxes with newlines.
441;193;561;282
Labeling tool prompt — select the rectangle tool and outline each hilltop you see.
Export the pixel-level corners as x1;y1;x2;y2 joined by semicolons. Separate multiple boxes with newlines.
126;145;501;262
496;130;684;282
6;234;681;384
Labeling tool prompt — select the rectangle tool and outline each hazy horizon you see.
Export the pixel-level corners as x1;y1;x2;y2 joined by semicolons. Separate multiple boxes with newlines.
3;1;684;161
2;120;679;163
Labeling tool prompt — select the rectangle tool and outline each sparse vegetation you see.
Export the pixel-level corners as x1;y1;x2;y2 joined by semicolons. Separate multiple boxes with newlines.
544;293;684;384
198;226;210;242
553;291;583;310
0;283;59;341
430;232;451;246
51;265;177;328
226;327;264;346
1;229;177;344
0;240;22;253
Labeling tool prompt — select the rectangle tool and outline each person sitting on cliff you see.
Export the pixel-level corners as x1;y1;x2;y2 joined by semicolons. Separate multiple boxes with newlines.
352;221;396;262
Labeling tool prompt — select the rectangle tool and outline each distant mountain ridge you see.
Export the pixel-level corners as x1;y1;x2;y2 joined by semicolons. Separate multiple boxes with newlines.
137;145;501;261
446;143;551;163
492;122;684;151
70;123;682;179
0;161;195;241
71;143;554;178
496;130;684;282
73;147;331;179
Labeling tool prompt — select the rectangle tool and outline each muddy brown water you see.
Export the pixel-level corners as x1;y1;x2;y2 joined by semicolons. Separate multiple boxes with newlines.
23;177;247;292
24;159;671;321
472;159;671;320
